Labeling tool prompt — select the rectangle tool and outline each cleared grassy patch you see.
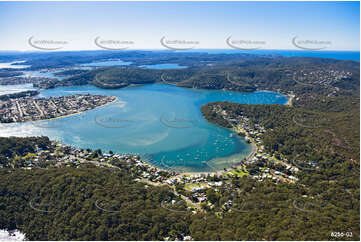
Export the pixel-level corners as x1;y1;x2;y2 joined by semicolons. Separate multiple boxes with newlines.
223;165;249;178
184;182;208;191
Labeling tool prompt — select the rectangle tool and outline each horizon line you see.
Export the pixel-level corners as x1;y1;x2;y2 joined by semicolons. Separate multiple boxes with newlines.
0;48;360;53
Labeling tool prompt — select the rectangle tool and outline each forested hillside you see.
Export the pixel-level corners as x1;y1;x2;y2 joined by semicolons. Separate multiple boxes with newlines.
200;95;359;240
0;166;192;240
0;53;359;240
58;56;359;98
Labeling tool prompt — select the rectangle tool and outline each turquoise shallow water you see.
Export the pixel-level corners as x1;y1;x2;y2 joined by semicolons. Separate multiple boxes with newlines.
0;84;288;172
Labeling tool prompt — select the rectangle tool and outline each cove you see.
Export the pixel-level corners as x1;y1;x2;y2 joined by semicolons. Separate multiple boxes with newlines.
0;84;288;172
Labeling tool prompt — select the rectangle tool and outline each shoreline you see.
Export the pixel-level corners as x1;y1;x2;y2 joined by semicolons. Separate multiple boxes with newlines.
178;143;257;176
285;94;295;106
0;84;279;176
177;134;258;176
139;138;257;176
1;96;118;125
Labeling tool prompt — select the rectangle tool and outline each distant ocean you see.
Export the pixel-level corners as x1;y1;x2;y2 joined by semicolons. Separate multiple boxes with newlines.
181;49;360;62
0;49;358;62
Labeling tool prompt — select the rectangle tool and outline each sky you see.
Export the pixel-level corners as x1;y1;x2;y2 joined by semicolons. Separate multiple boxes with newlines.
0;1;359;51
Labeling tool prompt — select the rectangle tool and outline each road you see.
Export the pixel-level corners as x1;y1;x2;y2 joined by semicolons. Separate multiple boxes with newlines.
33;101;44;116
15;101;23;117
